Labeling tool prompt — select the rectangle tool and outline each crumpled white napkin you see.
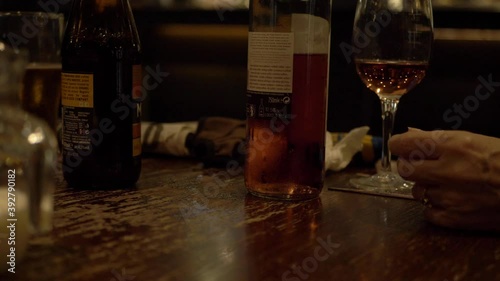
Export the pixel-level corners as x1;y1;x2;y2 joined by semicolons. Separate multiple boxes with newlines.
142;121;370;171
325;126;370;171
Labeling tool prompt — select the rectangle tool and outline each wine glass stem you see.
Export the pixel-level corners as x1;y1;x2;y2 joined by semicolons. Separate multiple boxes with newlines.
380;97;399;173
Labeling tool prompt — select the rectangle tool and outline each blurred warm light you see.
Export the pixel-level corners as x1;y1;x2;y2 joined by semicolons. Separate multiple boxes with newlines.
388;0;403;12
435;28;500;41
132;0;249;9
27;128;45;144
433;0;500;11
130;0;500;11
191;0;248;9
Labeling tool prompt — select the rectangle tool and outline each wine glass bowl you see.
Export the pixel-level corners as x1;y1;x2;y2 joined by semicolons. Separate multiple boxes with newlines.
355;60;428;99
349;0;434;191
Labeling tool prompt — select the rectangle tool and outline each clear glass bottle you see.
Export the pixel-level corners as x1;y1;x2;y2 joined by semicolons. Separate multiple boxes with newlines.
61;0;142;188
0;43;58;272
245;0;332;200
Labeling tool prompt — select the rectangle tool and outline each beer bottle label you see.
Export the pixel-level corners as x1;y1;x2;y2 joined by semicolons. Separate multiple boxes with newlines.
61;72;94;156
247;32;294;119
132;65;142;157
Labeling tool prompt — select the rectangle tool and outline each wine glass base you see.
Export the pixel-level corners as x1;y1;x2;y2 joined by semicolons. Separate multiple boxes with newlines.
349;172;414;193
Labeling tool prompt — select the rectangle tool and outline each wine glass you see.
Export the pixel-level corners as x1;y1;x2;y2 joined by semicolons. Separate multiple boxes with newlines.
349;0;434;191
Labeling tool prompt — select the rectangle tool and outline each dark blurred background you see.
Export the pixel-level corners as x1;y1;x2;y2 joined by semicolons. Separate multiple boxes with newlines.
2;0;500;138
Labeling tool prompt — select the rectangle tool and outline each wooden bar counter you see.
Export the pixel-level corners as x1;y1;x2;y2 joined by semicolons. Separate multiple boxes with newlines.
9;157;500;281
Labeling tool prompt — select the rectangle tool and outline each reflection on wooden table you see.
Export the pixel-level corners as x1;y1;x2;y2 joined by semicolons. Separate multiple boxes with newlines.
9;157;500;281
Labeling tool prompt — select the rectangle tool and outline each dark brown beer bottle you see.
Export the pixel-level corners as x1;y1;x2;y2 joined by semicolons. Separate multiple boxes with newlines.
61;0;142;188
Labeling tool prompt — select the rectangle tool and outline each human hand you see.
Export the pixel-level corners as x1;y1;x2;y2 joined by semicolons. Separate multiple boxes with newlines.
389;129;500;232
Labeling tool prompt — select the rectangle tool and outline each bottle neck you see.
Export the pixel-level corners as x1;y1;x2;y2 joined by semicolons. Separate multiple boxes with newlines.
71;0;127;17
96;0;119;12
64;0;141;50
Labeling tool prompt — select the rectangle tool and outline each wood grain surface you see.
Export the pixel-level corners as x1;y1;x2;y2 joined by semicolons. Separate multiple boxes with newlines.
5;156;500;281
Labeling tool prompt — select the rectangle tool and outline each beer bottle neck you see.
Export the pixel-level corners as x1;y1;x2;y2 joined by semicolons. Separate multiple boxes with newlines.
68;0;131;21
63;0;141;50
96;0;119;12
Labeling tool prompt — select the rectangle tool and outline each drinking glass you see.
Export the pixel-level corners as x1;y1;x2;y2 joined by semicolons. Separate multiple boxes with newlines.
349;0;434;191
0;43;58;274
0;12;64;134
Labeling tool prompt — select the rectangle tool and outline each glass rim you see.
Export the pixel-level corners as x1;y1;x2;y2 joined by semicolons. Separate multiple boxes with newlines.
0;11;64;19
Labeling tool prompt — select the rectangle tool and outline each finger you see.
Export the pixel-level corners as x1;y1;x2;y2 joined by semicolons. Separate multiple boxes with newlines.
396;158;446;182
425;183;500;212
397;154;490;185
411;183;425;201
412;183;439;209
422;185;461;210
389;130;449;159
424;208;465;230
411;182;438;199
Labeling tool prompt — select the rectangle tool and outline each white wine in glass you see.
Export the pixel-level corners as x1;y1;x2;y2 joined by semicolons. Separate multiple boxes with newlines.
349;0;434;191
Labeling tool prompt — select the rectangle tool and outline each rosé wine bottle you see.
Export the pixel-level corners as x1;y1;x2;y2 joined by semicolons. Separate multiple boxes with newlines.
245;0;332;200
